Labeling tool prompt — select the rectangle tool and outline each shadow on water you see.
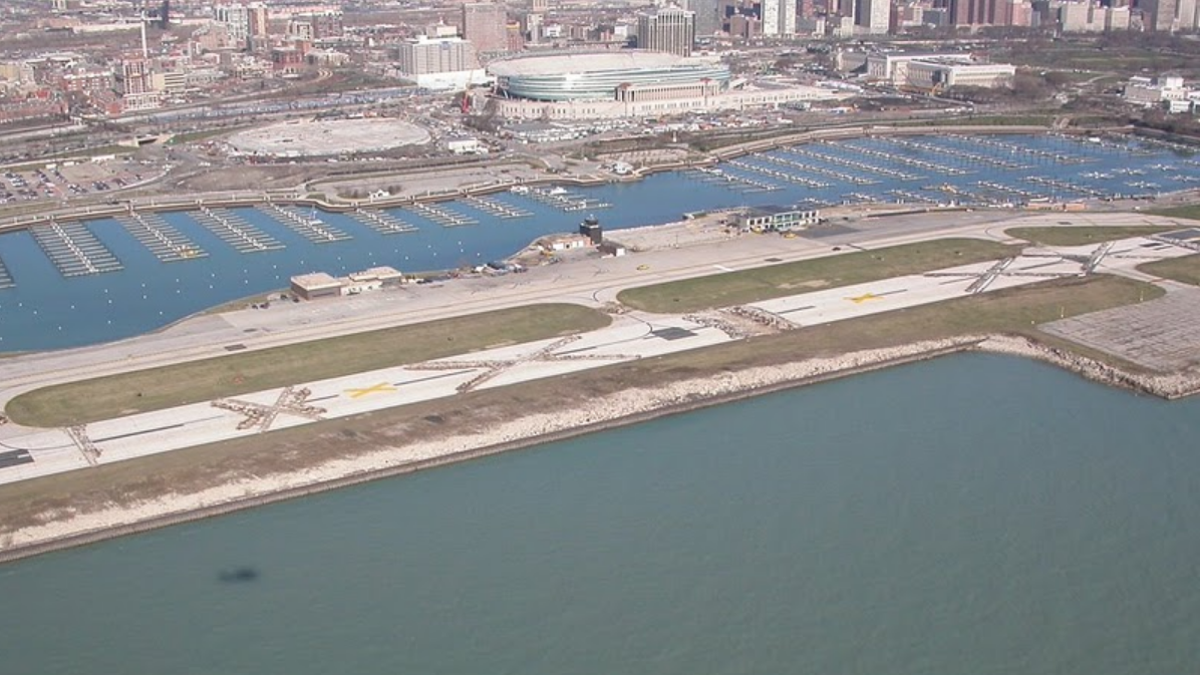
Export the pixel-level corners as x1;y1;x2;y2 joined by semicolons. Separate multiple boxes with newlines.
217;566;260;584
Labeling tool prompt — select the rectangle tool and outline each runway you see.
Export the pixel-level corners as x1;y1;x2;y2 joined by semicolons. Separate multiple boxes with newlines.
0;215;1196;486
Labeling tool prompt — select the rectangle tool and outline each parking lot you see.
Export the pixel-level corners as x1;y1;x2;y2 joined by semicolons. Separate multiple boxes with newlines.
0;158;148;206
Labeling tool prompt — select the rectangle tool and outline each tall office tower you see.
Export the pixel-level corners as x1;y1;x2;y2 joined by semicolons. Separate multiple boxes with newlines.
530;0;549;11
688;0;723;35
798;0;817;20
462;2;509;54
854;0;891;32
638;7;696;56
761;0;797;33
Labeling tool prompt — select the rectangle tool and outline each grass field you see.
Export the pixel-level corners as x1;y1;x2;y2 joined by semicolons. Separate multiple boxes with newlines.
1138;254;1200;286
1147;205;1200;221
617;239;1017;314
1005;225;1176;246
5;303;610;428
0;274;1161;535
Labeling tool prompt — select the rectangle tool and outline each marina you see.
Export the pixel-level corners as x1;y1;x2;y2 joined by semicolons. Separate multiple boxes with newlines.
349;208;418;235
262;204;352;243
523;186;614;211
190;206;285;253
832;138;971;176
463;195;532;219
409;201;478;227
778;144;921;181
116;210;207;263
763;150;878;185
727;158;832;188
688;166;782;193
29;220;123;277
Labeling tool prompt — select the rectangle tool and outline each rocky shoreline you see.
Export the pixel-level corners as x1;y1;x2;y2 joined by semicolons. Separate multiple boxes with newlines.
1;333;1196;563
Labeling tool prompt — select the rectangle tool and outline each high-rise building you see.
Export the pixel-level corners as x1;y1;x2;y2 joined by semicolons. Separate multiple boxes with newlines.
1142;0;1175;30
397;36;479;75
462;2;509;54
638;7;696;55
215;2;269;49
760;0;797;34
950;0;1006;24
687;0;723;36
855;0;891;32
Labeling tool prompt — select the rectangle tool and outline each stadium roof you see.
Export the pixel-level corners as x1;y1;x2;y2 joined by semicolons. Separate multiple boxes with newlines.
488;50;687;77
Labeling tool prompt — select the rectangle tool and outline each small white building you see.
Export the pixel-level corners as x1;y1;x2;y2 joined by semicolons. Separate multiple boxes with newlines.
445;135;485;154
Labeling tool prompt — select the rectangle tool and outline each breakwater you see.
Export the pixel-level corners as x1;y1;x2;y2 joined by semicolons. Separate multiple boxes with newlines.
4;330;1197;564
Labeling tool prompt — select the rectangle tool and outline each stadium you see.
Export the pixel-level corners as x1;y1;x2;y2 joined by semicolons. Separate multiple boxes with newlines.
487;51;731;102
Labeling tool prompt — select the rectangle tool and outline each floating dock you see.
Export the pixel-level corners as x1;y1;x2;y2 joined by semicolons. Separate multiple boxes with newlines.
29;220;124;277
463;195;531;219
523;187;613;211
349;208;418;235
0;255;13;289
261;205;352;243
778;145;919;181
116;211;207;263
409;202;478;227
191;206;284;253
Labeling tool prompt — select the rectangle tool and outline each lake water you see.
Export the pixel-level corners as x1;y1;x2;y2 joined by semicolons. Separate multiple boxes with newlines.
0;133;1197;352
2;354;1198;674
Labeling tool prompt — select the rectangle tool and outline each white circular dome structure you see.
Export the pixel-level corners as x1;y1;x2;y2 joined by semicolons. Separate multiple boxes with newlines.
488;51;731;102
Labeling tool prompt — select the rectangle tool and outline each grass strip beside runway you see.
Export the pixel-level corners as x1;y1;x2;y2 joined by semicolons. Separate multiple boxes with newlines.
616;239;1017;314
0;274;1162;537
1005;225;1176;247
1138;254;1200;286
5;303;610;428
1147;205;1200;221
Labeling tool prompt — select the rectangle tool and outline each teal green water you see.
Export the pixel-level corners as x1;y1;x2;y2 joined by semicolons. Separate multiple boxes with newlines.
2;354;1199;674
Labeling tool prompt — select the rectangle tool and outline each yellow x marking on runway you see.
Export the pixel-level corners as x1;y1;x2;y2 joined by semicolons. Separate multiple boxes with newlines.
345;382;398;399
846;292;883;304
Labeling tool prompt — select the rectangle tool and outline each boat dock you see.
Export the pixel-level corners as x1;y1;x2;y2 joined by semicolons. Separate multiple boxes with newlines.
880;137;1030;171
463;195;531;219
778;145;920;181
689;167;781;193
29;220;123;277
728;158;832;188
116;211;207;263
191;206;284;253
409;202;478;228
0;255;13;289
349;208;418;235
262;205;351;243
761;152;876;186
835;139;969;176
525;187;613;211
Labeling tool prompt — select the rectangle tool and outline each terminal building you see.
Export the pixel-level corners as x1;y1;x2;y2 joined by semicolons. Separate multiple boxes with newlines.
486;50;841;120
290;266;404;300
736;205;821;232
